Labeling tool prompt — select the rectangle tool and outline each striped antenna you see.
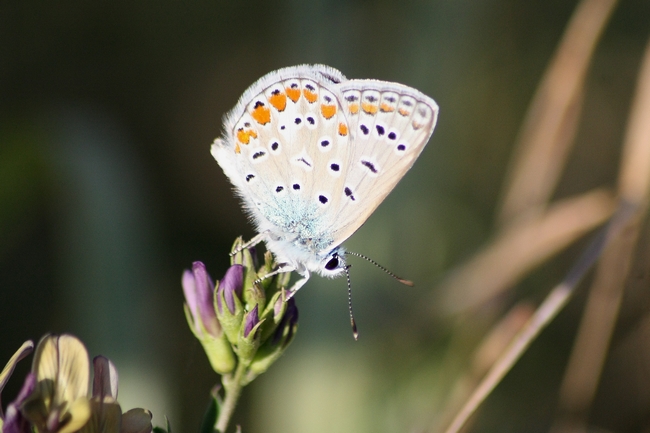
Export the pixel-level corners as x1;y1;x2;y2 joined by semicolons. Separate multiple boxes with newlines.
345;251;414;286
344;264;359;340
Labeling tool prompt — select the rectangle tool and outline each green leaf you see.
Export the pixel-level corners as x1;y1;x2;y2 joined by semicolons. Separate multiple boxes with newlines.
199;394;220;433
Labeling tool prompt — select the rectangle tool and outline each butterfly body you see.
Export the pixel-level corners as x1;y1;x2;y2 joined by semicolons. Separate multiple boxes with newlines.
212;64;438;293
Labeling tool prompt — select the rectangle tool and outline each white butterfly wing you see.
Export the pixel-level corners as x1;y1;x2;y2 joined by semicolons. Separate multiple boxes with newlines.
322;80;439;246
212;65;438;266
211;65;354;257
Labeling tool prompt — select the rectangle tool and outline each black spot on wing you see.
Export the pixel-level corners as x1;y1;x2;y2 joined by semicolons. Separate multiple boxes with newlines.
361;160;378;173
344;187;355;201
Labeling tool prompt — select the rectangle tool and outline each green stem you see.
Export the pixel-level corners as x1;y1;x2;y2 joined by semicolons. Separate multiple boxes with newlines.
214;361;247;433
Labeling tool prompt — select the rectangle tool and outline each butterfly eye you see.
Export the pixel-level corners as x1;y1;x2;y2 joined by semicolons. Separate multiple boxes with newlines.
325;256;339;270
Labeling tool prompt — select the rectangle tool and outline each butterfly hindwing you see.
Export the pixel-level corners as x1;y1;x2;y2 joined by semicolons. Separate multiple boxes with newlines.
325;80;439;244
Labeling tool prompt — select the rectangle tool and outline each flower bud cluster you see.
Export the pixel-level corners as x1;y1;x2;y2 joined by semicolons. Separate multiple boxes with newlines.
182;238;298;382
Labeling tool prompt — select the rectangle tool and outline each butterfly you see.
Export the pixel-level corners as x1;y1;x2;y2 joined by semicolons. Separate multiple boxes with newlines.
211;64;438;301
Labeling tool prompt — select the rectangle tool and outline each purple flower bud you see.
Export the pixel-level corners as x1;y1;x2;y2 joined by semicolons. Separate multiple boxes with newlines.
248;247;259;269
272;298;299;347
217;265;244;314
182;262;220;337
92;356;118;400
3;373;35;433
243;305;260;338
182;270;198;318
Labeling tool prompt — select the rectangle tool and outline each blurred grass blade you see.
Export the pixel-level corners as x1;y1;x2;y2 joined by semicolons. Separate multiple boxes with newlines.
617;38;650;205
442;205;634;433
497;0;618;224
553;37;650;431
437;189;615;313
437;303;534;431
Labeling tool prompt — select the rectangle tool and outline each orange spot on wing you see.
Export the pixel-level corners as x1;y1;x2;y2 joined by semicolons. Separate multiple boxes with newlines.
269;92;287;111
236;128;258;145
234;143;241;154
398;108;411;116
286;87;301;102
321;104;336;119
412;121;424;130
362;103;378;115
349;103;359;114
251;103;271;125
303;89;318;103
380;103;395;113
236;129;247;144
338;122;348;136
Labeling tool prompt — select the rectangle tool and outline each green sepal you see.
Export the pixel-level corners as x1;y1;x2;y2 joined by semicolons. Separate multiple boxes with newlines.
258;290;287;343
230;237;245;266
199;335;236;375
276;266;291;289
258;251;276;293
214;282;245;346
236;318;265;366
244;281;266;314
230;238;266;312
245;319;298;384
183;305;235;374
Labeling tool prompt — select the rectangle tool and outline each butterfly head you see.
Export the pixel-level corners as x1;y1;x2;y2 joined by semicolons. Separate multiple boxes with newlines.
317;247;348;278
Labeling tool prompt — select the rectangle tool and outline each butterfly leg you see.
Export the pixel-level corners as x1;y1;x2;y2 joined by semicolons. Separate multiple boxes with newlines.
286;270;310;300
254;264;310;300
254;263;296;287
231;231;269;256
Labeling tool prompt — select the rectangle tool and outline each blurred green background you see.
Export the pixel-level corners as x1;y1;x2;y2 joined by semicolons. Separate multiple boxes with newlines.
1;1;649;432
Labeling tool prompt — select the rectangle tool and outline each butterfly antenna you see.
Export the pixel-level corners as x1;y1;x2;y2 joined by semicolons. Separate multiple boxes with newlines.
345;251;414;286
344;264;359;340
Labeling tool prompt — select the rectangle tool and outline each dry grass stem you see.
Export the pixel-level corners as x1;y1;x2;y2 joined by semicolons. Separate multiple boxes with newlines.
553;212;644;433
438;189;615;313
498;0;618;224
442;281;574;433
436;303;534;432
618;39;650;204
552;37;650;432
441;204;633;433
